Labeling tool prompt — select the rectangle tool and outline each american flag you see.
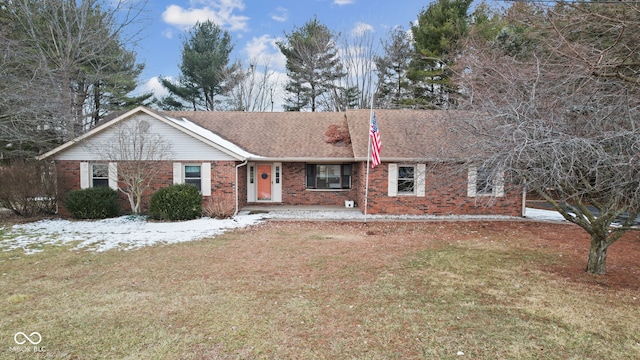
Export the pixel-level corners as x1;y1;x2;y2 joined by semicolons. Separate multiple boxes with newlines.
369;112;382;168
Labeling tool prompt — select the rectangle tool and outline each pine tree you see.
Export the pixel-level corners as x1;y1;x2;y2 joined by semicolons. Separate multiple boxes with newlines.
277;17;346;112
159;20;239;111
375;27;413;109
409;0;473;109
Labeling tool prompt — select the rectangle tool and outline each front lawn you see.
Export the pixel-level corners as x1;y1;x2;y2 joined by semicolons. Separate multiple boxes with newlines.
1;220;639;359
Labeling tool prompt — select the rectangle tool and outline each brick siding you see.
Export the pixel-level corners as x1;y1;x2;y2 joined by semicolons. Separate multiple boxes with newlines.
55;160;242;216
54;160;522;217
354;162;522;216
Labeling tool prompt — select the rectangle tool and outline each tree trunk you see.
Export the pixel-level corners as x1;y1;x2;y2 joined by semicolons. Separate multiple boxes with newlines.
127;193;137;215
586;234;608;275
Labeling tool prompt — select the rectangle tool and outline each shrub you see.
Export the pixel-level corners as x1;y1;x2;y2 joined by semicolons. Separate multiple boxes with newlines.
65;187;120;219
202;194;235;219
150;184;202;221
0;160;57;217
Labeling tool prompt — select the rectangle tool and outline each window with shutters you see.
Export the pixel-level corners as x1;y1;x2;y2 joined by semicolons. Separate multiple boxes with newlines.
468;165;504;197
92;164;109;188
184;165;202;191
397;165;415;194
388;163;426;197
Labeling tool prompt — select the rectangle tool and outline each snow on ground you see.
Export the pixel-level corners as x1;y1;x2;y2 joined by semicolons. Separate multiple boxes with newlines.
1;214;264;254
523;207;567;222
0;208;565;255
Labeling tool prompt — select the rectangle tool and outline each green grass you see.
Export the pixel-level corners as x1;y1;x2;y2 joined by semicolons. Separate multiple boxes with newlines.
1;221;639;359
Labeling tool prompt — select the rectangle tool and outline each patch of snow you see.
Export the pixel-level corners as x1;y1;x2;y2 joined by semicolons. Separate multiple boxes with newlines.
523;208;567;222
1;214;264;254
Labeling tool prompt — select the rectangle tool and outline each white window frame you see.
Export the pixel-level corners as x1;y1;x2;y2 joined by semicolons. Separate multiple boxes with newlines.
397;165;416;195
388;163;426;197
172;162;211;196
467;165;504;197
80;162;117;190
91;163;109;188
184;164;202;191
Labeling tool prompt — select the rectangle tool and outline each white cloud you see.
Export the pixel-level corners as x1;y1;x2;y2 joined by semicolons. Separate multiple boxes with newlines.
244;35;287;71
162;28;174;39
352;22;373;36
162;0;249;31
334;0;355;5
270;6;288;22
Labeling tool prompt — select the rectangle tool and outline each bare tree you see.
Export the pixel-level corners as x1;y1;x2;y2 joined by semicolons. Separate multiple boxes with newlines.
456;1;640;275
335;26;378;109
0;160;57;217
91;119;173;214
226;58;279;111
2;0;148;148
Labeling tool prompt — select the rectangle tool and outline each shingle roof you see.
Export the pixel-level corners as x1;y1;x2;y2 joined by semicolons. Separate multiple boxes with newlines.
344;109;472;161
163;111;355;160
161;108;474;161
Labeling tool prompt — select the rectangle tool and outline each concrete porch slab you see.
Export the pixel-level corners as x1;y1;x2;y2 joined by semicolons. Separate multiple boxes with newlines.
241;205;362;214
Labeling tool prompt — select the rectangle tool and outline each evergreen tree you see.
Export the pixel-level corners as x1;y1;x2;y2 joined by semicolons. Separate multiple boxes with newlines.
0;0;148;158
409;0;473;109
277;17;346;112
375;27;413;109
159;20;239;111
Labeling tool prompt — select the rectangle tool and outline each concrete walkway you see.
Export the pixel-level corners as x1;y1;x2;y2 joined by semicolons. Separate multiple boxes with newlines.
239;205;538;222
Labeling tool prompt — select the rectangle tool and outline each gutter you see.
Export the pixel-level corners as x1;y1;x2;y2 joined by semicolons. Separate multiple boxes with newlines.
234;160;248;216
247;157;356;163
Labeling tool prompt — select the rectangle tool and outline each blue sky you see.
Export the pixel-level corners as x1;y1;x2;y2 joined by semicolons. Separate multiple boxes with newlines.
131;0;430;102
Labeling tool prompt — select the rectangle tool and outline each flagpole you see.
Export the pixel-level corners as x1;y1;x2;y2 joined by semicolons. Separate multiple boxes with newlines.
364;93;374;224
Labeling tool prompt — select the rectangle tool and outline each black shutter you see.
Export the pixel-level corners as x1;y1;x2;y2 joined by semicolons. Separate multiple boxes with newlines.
306;164;316;188
341;164;352;189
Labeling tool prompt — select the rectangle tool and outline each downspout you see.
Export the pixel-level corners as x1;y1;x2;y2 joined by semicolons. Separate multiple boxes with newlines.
235;160;248;216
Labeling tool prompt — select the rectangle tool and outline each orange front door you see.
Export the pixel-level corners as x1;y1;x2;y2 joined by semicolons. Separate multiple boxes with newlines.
257;164;272;201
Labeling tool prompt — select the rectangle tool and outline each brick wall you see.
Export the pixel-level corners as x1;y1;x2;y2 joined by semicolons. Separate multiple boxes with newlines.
247;162;360;207
356;162;523;216
55;160;243;217
55;160;523;217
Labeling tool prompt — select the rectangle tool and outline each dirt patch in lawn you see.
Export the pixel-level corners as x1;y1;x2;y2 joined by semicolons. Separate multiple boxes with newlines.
224;220;640;290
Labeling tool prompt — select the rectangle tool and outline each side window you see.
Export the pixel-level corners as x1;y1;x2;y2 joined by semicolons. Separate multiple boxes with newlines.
92;164;109;188
388;163;425;197
397;165;415;194
476;167;494;195
184;165;202;191
468;165;504;197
